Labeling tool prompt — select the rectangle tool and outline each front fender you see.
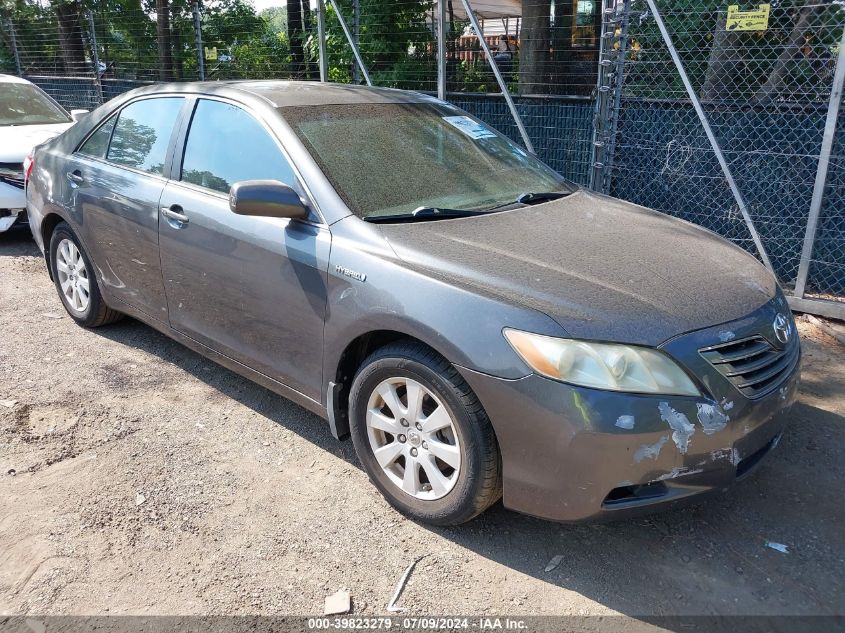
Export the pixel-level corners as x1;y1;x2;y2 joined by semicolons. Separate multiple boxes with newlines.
323;220;568;396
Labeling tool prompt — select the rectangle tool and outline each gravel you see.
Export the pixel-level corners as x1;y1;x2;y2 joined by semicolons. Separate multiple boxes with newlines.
1;228;844;617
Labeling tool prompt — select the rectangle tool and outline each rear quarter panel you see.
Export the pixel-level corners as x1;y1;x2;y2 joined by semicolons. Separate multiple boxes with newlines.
27;137;72;255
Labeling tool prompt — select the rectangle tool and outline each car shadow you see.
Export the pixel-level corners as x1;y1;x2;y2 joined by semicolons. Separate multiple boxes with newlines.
91;317;361;466
88;316;844;618
433;398;845;617
0;225;39;256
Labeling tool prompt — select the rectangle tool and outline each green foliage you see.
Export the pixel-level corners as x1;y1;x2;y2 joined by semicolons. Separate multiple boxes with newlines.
308;0;437;89
261;5;287;34
2;0;293;80
2;0;69;73
622;0;845;101
221;30;291;79
93;0;157;78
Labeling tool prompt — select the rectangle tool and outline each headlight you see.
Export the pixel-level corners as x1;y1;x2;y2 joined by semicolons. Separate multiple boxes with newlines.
504;329;700;396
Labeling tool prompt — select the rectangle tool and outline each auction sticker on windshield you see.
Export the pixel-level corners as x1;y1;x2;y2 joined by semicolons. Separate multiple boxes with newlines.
443;116;497;140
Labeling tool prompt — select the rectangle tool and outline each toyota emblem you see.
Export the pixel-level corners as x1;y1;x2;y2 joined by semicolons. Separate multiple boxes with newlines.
773;313;792;345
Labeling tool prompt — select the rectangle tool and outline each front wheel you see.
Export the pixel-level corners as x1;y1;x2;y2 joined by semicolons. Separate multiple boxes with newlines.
349;341;501;525
49;222;122;327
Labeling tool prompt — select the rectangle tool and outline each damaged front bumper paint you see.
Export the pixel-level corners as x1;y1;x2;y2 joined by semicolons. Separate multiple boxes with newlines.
458;298;800;522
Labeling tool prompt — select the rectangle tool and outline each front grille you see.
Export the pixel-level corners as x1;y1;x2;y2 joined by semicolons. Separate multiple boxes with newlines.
0;162;25;190
700;334;799;399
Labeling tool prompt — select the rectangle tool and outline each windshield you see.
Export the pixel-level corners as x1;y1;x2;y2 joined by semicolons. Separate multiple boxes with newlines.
0;83;71;126
281;102;574;220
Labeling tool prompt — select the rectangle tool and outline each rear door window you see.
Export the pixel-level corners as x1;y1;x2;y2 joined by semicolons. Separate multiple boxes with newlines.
107;97;184;175
180;99;295;194
78;116;117;159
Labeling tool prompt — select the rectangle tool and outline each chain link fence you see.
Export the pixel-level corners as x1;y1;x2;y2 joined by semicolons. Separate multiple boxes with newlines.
1;0;844;316
593;0;845;315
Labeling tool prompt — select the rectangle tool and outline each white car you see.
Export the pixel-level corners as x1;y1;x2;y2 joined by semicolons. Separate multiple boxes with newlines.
0;75;84;232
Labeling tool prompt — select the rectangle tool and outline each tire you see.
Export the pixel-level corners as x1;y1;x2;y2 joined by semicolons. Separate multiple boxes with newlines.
349;340;502;526
49;222;122;328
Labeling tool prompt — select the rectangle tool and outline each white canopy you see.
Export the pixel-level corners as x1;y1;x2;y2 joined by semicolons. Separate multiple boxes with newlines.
435;0;523;19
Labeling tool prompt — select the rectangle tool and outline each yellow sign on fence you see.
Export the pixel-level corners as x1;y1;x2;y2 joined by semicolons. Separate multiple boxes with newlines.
726;4;770;31
204;46;218;61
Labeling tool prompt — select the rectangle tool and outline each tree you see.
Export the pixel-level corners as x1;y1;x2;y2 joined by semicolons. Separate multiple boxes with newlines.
519;0;551;94
200;0;278;79
287;0;304;76
755;0;822;101
156;0;174;80
261;6;287;34
307;0;435;88
701;12;739;102
53;0;86;74
627;0;844;102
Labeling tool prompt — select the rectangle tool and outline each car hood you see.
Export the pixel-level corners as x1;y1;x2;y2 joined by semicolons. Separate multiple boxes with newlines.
0;123;73;162
378;190;776;346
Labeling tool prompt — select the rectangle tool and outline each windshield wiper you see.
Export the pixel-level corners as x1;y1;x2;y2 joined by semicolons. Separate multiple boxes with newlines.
364;207;490;223
481;190;575;213
516;191;572;205
364;192;575;223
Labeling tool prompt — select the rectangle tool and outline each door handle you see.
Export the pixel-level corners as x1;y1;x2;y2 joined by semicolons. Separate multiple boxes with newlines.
66;170;84;185
161;205;189;225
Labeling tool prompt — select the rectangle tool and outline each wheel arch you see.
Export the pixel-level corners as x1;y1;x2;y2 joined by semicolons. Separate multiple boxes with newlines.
328;329;455;441
40;212;66;280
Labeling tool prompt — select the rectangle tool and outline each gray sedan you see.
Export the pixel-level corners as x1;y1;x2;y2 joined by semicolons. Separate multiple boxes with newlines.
25;81;800;525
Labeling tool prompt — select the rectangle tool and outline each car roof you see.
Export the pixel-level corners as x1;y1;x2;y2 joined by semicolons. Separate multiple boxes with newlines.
0;74;34;85
124;80;440;108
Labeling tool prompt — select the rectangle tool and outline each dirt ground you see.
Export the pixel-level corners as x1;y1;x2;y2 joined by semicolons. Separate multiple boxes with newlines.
1;227;844;619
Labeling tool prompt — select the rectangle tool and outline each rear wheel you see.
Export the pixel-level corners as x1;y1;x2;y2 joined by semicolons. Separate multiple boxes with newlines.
349;341;501;525
49;223;122;327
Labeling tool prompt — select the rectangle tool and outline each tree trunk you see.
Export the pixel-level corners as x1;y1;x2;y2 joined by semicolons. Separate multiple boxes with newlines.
701;14;740;103
301;0;313;79
287;0;304;77
156;0;174;81
519;0;551;95
172;17;184;80
54;1;86;74
0;10;14;66
755;1;819;102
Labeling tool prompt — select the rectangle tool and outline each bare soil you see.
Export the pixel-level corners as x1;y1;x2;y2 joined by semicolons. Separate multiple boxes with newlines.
1;228;844;618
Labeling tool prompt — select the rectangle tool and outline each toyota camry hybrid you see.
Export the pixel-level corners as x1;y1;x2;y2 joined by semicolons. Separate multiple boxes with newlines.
25;81;800;525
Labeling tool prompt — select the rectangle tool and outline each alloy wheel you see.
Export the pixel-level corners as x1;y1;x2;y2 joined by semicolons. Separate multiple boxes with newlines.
55;238;90;313
365;377;461;500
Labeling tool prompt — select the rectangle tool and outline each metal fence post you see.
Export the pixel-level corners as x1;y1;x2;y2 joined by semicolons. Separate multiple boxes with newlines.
601;0;631;194
793;25;845;299
589;0;616;191
644;0;775;275
6;18;22;75
459;0;534;153
86;10;103;105
352;0;360;84
317;0;328;82
192;0;205;81
437;0;446;100
327;0;371;85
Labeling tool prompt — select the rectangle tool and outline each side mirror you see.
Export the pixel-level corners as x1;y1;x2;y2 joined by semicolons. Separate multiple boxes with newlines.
69;109;88;122
229;180;308;220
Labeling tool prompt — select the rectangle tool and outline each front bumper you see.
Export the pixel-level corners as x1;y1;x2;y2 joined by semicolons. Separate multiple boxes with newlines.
1;181;26;232
459;298;800;522
0;180;26;233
